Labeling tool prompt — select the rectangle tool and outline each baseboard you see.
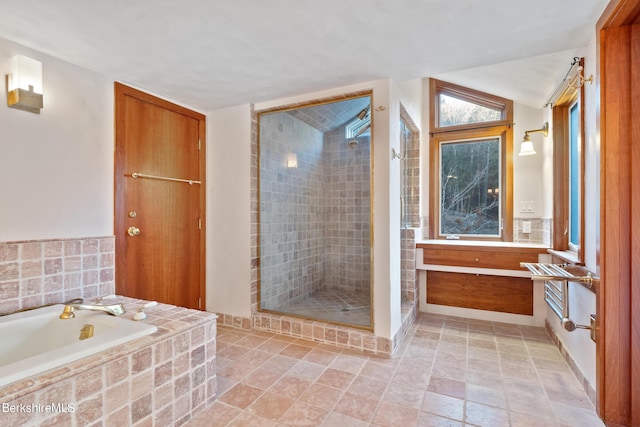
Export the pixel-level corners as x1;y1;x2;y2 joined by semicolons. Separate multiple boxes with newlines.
545;318;597;407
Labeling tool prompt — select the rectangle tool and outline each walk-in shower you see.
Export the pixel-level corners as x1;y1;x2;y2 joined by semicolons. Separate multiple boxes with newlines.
257;94;373;329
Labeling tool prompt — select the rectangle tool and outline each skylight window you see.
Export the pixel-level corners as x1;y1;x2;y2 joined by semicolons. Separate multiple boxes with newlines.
345;112;371;139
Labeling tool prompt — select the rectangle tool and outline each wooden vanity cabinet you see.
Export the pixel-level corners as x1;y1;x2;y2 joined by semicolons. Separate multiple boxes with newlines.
418;243;546;315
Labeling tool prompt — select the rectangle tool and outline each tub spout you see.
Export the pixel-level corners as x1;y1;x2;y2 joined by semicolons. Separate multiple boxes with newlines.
59;303;126;319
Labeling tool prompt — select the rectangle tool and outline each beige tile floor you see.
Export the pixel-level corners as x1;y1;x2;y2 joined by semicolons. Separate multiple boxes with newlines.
186;314;604;427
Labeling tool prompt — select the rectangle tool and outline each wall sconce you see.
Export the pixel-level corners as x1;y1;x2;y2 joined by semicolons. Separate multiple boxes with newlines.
6;55;43;114
519;122;548;156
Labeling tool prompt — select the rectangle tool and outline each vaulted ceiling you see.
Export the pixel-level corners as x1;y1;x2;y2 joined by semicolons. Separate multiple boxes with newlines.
0;0;609;111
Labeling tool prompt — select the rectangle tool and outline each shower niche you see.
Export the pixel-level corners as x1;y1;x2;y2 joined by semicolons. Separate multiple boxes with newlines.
257;93;373;329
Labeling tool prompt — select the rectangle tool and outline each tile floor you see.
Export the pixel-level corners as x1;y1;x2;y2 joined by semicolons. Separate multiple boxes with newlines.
186;313;604;427
272;289;371;327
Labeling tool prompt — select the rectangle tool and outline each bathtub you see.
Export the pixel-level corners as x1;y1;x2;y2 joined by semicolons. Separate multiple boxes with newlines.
0;304;157;388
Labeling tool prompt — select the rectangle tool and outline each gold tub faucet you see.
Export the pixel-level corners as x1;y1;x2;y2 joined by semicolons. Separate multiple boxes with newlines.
79;324;94;340
59;303;126;319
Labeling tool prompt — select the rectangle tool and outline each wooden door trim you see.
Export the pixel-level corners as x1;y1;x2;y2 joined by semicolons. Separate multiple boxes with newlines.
114;82;207;310
596;1;640;425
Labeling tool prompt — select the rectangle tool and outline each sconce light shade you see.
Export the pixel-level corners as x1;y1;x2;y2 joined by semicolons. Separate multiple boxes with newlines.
518;134;536;156
6;55;43;114
518;122;548;156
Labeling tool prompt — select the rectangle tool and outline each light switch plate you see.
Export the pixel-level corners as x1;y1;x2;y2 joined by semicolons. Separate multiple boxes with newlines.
520;200;534;213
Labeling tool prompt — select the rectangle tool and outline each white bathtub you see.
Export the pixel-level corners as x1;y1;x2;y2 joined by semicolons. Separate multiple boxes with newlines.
0;304;157;388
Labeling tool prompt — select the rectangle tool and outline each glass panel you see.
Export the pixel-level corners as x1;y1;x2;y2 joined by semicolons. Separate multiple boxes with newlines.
258;96;372;328
569;102;580;248
439;93;502;127
440;138;501;236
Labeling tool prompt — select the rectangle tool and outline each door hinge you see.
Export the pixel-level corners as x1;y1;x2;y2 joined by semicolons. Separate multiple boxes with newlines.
198;297;202;310
198;139;201;151
198;218;202;230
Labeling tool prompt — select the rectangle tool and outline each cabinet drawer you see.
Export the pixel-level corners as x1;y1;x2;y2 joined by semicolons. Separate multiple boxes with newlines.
426;271;533;315
423;246;540;270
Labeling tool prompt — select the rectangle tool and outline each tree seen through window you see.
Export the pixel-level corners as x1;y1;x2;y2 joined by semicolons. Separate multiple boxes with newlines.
440;138;500;236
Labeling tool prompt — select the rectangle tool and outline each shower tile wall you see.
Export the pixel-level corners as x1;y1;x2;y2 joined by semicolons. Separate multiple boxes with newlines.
400;117;420;228
259;112;372;313
401;228;418;303
260;114;325;311
322;127;371;294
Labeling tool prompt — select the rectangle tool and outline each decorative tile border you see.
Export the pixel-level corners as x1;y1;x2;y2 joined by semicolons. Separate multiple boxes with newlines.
219;313;253;330
252;312;392;357
217;309;419;358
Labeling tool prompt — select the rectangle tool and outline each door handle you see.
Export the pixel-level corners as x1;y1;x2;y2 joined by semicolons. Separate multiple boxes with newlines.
127;226;141;237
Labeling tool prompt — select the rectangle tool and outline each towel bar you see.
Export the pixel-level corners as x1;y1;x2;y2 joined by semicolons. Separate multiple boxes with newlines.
520;262;597;288
521;262;596;341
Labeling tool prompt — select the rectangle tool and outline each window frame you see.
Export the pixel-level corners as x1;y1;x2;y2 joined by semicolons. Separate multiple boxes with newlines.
429;79;514;241
552;59;585;263
431;79;514;133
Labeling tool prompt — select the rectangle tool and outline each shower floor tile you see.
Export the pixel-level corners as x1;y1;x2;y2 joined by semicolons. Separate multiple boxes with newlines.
272;289;371;327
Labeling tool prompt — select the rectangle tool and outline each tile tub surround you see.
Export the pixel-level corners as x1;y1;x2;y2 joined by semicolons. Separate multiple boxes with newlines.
0;237;116;315
0;296;217;427
186;315;603;427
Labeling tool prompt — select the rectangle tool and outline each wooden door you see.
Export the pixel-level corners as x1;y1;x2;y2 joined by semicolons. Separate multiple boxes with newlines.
114;83;206;310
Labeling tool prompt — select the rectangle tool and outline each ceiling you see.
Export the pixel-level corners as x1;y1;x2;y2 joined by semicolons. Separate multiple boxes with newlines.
0;0;609;111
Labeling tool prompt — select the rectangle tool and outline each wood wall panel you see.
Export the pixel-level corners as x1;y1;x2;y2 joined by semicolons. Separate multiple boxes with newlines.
631;22;640;426
597;1;640;424
426;271;533;315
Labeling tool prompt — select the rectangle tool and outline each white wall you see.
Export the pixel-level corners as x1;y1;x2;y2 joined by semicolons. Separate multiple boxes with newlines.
513;103;547;219
0;38;113;242
396;78;423;129
206;104;253;318
383;81;401;340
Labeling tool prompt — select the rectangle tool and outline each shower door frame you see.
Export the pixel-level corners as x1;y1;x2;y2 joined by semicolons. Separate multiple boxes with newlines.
255;90;375;331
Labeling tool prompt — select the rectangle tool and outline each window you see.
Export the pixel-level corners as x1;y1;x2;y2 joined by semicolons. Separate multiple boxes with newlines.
439;94;502;127
552;58;585;262
429;79;514;241
345;112;371;139
568;102;580;250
